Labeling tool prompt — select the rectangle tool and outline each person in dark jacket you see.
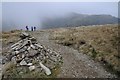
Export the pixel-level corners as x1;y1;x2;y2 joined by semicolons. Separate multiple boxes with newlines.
34;26;36;31
26;26;29;31
31;26;33;31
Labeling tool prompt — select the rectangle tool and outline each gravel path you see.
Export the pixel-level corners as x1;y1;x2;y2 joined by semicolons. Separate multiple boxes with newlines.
29;31;116;78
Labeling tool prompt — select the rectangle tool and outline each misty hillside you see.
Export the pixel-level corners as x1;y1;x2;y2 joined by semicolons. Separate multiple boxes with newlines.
41;13;118;29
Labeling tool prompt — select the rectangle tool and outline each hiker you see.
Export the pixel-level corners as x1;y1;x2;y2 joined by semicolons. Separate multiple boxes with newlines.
26;26;29;31
31;26;34;31
34;26;36;31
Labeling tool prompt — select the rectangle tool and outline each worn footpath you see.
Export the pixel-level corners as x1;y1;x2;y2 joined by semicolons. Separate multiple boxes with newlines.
30;30;116;78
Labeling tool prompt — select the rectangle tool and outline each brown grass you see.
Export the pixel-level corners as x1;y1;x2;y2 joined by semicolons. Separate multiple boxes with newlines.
50;24;120;76
2;30;21;45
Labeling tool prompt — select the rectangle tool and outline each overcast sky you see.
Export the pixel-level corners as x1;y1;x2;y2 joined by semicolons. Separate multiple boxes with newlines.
2;2;118;31
1;0;119;2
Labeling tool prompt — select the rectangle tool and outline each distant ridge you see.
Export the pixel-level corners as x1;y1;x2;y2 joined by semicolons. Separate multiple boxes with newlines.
41;13;118;29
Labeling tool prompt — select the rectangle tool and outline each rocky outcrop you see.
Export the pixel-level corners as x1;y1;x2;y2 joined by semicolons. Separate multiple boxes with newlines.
3;32;62;76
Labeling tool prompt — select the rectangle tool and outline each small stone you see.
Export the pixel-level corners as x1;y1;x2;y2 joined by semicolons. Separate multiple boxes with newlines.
29;65;35;71
11;56;17;64
28;50;38;57
39;62;51;75
46;56;49;59
27;63;33;66
20;32;29;39
16;55;23;63
30;44;36;49
19;71;24;74
34;44;43;49
20;60;27;66
27;47;31;50
15;51;19;54
24;57;32;63
30;37;37;44
22;54;25;58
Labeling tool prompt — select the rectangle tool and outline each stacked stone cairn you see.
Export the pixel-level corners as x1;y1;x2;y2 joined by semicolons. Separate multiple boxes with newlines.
4;32;62;76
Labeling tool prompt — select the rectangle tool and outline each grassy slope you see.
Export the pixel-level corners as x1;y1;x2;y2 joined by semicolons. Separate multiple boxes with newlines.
2;30;21;45
50;24;120;76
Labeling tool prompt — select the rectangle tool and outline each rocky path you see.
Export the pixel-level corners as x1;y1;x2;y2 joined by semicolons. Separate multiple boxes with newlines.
29;31;116;78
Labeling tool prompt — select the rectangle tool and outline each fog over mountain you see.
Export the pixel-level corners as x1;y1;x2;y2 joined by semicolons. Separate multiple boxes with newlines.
2;2;118;31
41;13;118;29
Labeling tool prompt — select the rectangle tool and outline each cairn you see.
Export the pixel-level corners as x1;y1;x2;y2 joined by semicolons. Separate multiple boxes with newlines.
3;32;62;76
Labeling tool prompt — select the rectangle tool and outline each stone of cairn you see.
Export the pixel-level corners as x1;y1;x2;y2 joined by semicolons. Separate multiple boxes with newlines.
3;32;62;76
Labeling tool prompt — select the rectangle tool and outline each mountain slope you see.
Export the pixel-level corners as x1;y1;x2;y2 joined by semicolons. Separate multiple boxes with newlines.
41;13;118;29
